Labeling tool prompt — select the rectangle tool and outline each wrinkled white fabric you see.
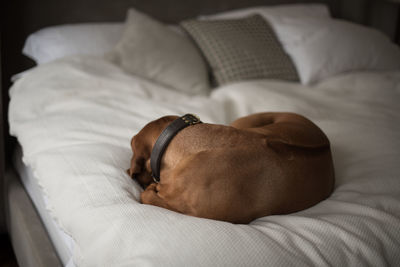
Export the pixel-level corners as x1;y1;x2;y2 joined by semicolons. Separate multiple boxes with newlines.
9;56;400;266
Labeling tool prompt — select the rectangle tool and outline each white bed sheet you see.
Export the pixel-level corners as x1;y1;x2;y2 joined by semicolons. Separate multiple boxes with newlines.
13;146;76;267
8;55;400;266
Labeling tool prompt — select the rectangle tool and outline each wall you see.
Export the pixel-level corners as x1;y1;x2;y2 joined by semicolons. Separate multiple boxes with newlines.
340;0;399;41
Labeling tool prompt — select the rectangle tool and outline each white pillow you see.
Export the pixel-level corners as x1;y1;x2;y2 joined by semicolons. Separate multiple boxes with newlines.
271;17;400;84
106;8;210;95
23;23;124;64
199;3;331;20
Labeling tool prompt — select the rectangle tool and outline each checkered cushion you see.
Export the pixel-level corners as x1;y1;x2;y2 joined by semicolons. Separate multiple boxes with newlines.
181;15;299;85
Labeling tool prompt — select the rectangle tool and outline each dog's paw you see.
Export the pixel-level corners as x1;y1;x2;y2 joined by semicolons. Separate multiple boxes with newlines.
141;183;159;203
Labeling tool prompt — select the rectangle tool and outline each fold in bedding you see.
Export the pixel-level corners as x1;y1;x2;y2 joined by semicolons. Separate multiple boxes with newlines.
8;56;400;266
13;146;75;266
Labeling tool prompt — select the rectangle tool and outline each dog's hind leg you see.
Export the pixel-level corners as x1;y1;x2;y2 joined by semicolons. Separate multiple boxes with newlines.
231;112;330;148
140;183;178;212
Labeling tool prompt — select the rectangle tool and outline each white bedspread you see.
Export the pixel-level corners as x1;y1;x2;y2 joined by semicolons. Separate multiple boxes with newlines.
9;56;400;266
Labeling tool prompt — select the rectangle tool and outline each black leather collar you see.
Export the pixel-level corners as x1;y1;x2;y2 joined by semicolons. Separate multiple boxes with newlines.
150;114;202;183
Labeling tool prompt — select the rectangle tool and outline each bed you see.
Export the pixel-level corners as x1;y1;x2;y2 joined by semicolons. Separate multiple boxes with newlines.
3;0;400;266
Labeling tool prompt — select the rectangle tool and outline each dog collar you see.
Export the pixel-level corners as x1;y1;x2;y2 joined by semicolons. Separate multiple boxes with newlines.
150;114;202;183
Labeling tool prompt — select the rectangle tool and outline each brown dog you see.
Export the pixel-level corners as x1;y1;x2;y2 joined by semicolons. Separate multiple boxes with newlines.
128;112;334;224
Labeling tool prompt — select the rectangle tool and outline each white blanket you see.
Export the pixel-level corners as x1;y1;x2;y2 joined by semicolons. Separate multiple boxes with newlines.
9;56;400;266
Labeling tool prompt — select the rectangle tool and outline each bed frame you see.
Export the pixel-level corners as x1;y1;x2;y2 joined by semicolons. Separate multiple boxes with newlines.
1;0;398;266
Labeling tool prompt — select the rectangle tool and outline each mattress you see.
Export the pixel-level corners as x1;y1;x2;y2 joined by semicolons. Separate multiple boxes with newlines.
13;146;75;267
8;55;400;266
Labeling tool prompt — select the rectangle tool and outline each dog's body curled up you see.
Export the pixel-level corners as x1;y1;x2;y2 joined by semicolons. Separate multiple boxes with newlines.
128;112;335;224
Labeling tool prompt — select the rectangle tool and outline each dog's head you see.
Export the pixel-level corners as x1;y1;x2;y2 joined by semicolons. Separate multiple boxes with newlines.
128;116;178;188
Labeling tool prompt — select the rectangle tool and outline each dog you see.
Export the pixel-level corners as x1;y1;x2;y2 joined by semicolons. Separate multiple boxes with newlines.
128;112;335;224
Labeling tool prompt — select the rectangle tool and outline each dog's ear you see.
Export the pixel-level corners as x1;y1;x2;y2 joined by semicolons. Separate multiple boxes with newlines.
128;156;144;177
128;156;154;188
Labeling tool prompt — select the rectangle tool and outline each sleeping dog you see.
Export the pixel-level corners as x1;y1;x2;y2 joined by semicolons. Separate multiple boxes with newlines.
128;112;335;224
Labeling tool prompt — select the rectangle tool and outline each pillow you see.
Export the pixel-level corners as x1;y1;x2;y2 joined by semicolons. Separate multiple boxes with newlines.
181;15;299;86
199;3;331;21
23;23;124;64
271;16;400;84
107;9;210;95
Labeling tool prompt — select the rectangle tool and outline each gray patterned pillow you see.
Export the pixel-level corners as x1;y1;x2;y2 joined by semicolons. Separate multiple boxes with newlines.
181;15;299;85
